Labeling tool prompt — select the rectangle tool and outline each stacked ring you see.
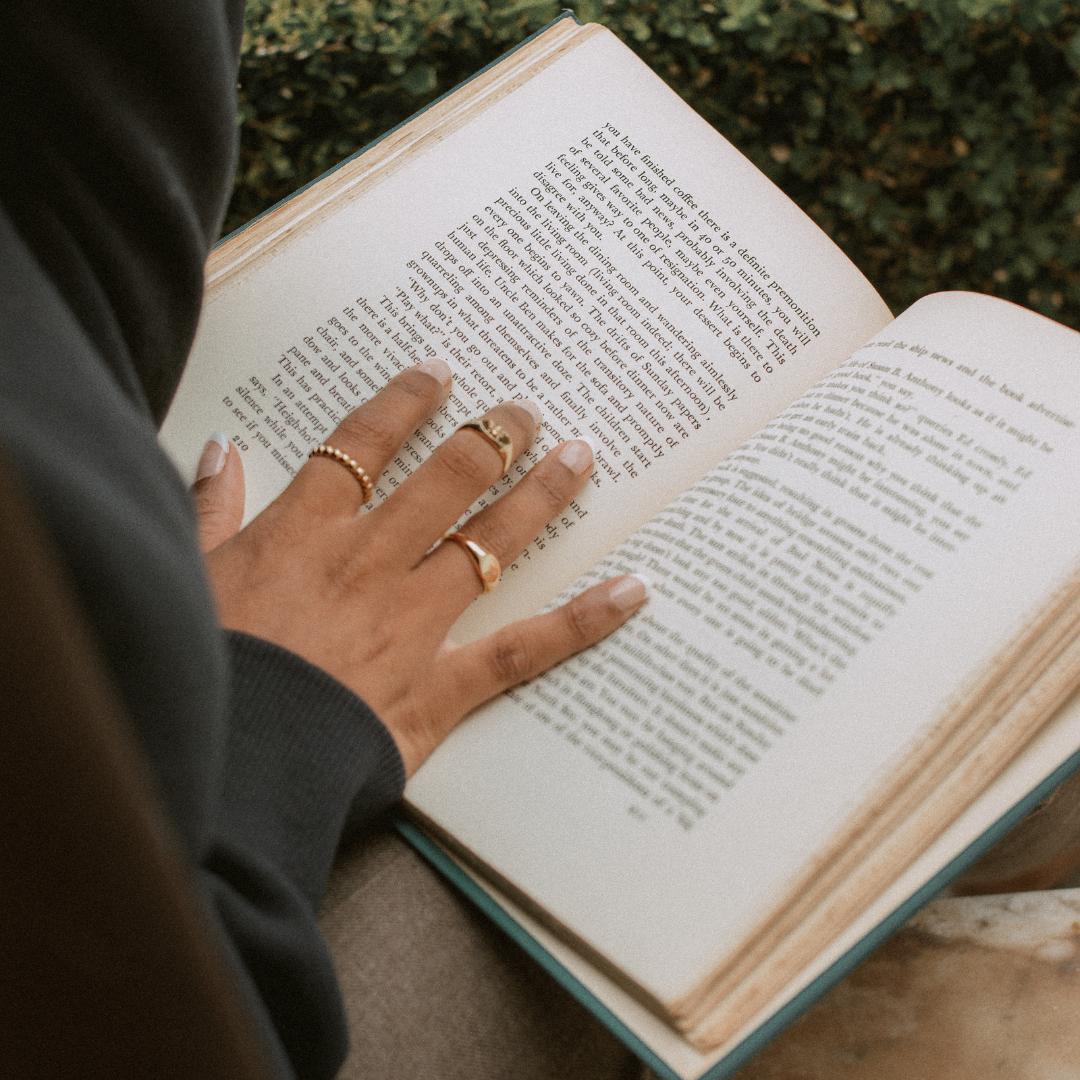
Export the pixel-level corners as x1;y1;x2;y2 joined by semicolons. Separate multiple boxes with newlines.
309;444;374;504
442;531;501;594
456;416;514;477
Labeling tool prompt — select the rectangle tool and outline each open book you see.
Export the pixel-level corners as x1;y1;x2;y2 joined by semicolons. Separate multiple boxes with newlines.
161;14;1080;1079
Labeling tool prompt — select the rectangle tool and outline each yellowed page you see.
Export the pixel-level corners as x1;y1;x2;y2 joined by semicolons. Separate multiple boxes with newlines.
160;25;888;641
681;596;1080;1046
407;293;1080;1008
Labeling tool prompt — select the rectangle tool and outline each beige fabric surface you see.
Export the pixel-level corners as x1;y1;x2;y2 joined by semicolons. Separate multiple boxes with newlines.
322;775;1080;1080
733;888;1080;1080
321;825;647;1080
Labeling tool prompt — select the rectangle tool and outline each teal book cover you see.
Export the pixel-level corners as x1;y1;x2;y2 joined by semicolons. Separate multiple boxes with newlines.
397;739;1080;1079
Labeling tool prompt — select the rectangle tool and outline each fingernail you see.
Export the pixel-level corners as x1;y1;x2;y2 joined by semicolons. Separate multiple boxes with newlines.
557;439;594;475
608;573;651;612
415;358;452;388
195;432;230;481
512;399;542;428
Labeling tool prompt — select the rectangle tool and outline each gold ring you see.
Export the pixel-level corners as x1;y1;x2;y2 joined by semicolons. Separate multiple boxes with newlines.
442;532;501;594
457;417;513;477
309;444;374;504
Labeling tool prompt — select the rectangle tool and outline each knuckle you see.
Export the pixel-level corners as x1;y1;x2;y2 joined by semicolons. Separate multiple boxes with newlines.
530;468;569;514
488;628;535;686
438;436;493;485
197;504;227;534
326;538;385;596
340;409;399;459
325;556;364;596
194;489;224;517
562;596;596;646
472;517;515;561
394;368;442;405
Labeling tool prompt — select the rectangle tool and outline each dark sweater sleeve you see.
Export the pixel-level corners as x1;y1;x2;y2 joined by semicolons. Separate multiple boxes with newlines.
221;633;405;907
204;635;405;1080
0;3;407;1078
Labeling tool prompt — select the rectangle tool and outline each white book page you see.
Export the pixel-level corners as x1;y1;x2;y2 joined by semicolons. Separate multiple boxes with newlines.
160;27;888;640
407;292;1080;1005
449;686;1080;1080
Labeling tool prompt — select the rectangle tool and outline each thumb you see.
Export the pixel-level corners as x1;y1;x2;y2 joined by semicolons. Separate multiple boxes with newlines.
192;433;245;553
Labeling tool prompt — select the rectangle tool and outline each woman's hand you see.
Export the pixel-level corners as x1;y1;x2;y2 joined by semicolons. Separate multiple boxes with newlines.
191;360;647;777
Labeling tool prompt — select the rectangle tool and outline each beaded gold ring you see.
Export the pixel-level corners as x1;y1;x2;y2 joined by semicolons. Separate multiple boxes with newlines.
308;444;374;504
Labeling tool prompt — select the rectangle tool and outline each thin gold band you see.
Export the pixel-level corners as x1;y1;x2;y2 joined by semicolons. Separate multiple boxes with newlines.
457;417;513;477
442;531;501;594
309;444;374;504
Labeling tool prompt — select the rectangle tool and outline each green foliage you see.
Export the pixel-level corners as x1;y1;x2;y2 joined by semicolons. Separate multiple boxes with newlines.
231;0;1080;327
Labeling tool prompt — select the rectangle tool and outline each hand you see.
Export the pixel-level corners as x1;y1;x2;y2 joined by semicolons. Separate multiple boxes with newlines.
192;360;648;776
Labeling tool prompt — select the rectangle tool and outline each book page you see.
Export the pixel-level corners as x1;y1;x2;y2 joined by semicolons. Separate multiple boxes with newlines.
431;684;1080;1080
160;26;888;640
406;292;1080;1010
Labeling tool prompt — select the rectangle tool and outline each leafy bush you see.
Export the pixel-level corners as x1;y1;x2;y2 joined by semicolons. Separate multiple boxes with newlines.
232;0;1080;327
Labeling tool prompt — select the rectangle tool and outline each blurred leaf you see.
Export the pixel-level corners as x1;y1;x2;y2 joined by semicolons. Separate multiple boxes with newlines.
400;62;437;95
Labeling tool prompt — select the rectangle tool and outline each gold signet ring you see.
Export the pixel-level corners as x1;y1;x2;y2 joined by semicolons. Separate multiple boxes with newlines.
456;417;513;477
442;532;501;594
309;444;375;504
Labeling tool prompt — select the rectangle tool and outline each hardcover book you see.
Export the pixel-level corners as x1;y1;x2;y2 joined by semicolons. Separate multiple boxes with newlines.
161;15;1080;1077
